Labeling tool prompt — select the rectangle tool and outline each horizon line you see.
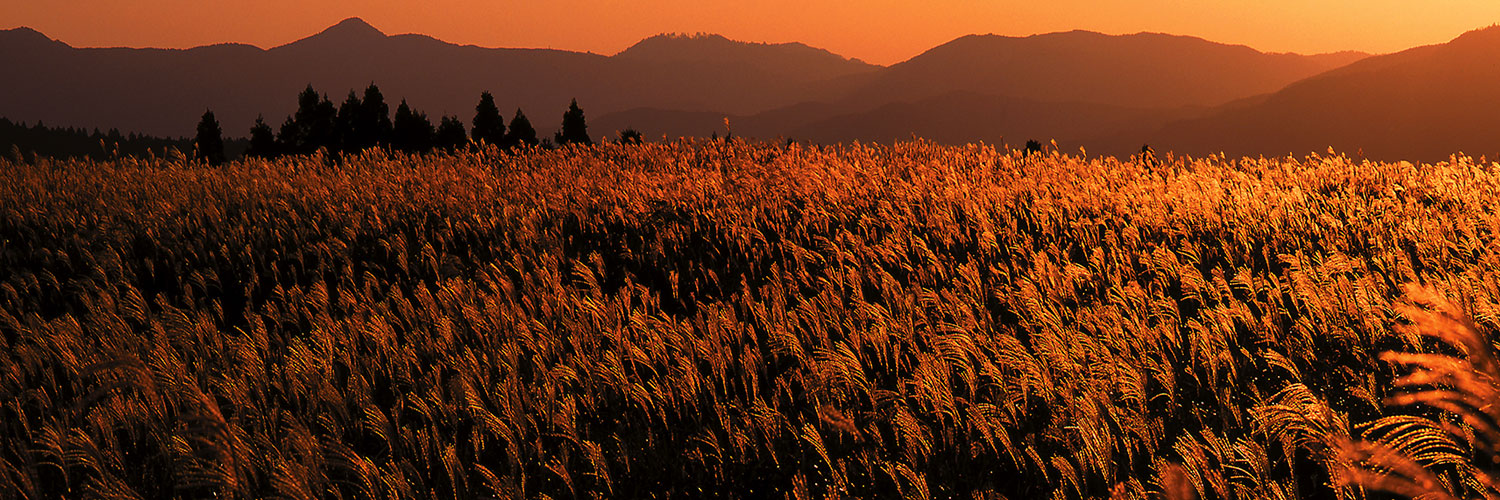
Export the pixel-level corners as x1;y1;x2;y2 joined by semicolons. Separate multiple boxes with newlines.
0;17;1402;66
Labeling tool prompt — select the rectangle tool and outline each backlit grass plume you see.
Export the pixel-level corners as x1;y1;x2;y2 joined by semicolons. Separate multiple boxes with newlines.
3;142;1500;498
1342;285;1500;499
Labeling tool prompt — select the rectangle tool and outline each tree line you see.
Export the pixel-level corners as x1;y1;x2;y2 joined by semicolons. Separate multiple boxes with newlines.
194;83;605;165
1;118;251;162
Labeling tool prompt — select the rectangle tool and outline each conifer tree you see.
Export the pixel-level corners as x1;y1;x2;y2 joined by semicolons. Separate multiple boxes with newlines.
246;115;276;158
273;85;338;154
471;91;505;146
556;98;591;146
335;91;361;153
193;109;226;165
392;100;434;153
276;117;299;151
436;115;468;151
505;108;538;148
358;83;393;149
289;85;337;153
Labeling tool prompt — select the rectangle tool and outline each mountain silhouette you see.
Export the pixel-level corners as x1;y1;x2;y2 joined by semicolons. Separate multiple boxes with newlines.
0;18;873;138
1;18;1378;154
0;26;67;51
299;17;390;46
1154;25;1500;161
848;31;1366;109
616;33;873;81
594;31;1365;154
606;33;877;115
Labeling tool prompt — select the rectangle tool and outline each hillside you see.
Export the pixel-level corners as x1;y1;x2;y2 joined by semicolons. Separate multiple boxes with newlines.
0;18;876;138
848;30;1367;109
597;30;1369;151
2;19;1367;148
1154;25;1500;160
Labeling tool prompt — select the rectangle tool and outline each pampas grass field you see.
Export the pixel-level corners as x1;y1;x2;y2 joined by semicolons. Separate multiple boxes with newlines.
3;141;1500;499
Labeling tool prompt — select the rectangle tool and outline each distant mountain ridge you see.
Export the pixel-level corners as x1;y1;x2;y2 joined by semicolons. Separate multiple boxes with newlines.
1153;24;1500;160
618;33;869;68
7;17;1453;158
0;18;877;139
593;29;1372;154
858;30;1367;109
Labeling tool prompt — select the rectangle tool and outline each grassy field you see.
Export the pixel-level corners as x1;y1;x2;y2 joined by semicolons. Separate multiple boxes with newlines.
2;141;1498;499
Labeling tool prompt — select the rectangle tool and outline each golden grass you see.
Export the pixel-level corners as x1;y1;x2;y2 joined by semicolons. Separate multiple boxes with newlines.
3;141;1500;498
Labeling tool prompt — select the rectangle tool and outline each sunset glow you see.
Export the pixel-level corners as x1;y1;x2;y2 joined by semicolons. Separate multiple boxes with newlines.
6;0;1497;64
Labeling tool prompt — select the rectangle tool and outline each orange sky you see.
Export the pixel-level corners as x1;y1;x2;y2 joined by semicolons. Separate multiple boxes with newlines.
4;1;1497;65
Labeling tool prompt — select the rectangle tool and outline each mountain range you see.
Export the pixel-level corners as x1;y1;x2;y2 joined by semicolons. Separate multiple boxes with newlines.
3;18;1498;160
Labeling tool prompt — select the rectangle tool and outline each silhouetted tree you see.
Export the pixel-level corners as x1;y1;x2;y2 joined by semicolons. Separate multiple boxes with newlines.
313;93;338;149
618;128;643;145
271;85;337;154
0;118;194;161
556;98;591;146
284;85;337;153
471;91;505;146
506;108;538;148
246;115;276;158
355;83;393;150
194;110;225;165
277;117;299;151
335;91;362;153
392;100;434;153
1024;139;1044;156
436;115;468;151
